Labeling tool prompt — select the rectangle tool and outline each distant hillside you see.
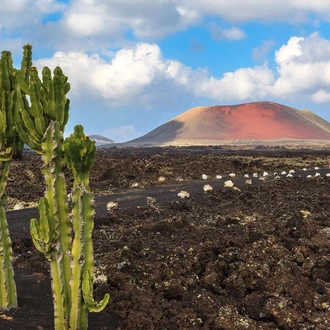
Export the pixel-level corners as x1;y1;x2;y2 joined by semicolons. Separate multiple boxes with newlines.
123;101;330;146
89;135;116;146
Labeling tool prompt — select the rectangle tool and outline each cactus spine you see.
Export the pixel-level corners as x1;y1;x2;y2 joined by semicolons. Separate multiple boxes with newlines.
15;45;109;329
0;47;28;310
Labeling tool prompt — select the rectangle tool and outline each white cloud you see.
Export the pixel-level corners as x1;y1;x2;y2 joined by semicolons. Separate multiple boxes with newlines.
273;33;330;98
197;65;275;101
184;0;330;23
2;0;330;53
62;0;201;40
35;43;173;106
275;37;304;64
222;27;246;40
209;23;246;41
0;0;65;29
59;0;330;43
312;90;330;103
34;33;330;115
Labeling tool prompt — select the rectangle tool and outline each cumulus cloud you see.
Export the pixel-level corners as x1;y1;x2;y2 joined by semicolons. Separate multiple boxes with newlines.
184;0;330;23
209;23;246;41
62;0;201;40
2;0;330;53
35;43;169;105
273;33;330;99
312;90;330;103
34;32;330;111
59;0;330;43
0;0;65;30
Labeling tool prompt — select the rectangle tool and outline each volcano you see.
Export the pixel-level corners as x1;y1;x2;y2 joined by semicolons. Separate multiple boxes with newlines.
126;101;330;146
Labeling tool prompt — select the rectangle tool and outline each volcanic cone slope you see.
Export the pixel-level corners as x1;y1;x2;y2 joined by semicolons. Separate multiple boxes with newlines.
126;101;330;146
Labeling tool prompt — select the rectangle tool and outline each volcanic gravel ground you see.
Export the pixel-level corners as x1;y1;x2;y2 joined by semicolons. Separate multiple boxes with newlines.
1;146;330;329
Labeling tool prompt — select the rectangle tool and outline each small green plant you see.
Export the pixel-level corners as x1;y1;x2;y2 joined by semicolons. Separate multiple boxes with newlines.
15;45;109;329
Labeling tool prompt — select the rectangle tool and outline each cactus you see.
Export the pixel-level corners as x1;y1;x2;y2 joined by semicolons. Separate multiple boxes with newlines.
15;46;109;329
65;125;109;329
29;122;109;329
0;48;28;310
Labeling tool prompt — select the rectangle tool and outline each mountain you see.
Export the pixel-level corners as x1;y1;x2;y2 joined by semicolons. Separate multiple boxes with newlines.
89;135;116;146
124;101;330;146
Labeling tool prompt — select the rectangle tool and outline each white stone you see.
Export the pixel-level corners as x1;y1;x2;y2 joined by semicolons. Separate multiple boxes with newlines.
286;174;293;178
131;182;139;188
245;179;252;185
178;190;190;199
243;174;249;178
281;171;287;175
253;173;258;177
315;173;321;177
107;201;118;211
13;203;24;210
229;173;236;178
302;168;307;171
289;170;295;174
224;180;234;187
158;176;166;182
315;167;320;170
263;171;269;177
202;174;208;180
203;184;213;192
216;175;222;180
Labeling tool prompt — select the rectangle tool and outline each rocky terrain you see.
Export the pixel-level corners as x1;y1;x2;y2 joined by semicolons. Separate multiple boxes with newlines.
1;146;330;329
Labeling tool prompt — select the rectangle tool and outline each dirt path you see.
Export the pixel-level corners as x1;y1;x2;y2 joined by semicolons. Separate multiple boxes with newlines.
7;167;329;237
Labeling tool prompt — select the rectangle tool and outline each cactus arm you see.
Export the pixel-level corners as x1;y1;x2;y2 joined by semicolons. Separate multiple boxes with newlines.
53;67;70;130
82;270;110;313
70;182;110;329
40;121;72;328
80;190;109;317
20;44;32;85
69;185;85;329
30;198;53;257
0;161;17;310
64;125;96;187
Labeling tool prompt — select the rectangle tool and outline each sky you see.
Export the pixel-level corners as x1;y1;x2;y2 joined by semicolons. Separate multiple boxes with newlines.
1;0;330;142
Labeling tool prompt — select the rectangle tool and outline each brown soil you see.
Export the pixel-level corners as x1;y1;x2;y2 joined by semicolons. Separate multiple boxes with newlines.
1;146;330;329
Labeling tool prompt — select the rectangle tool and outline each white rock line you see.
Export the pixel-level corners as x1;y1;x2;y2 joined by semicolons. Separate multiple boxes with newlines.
106;165;330;210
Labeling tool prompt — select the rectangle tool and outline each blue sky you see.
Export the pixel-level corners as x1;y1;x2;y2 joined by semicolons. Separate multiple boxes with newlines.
1;0;330;142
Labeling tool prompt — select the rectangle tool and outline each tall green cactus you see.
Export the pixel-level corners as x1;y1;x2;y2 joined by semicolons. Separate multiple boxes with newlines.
0;48;27;310
15;46;109;329
65;125;109;329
